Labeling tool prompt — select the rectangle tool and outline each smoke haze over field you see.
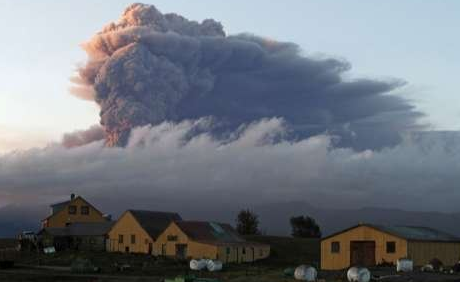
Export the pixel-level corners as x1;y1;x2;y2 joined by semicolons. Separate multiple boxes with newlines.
72;3;423;149
1;119;460;214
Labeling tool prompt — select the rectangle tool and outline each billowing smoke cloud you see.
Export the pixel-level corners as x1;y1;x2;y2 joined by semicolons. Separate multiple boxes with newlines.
61;125;105;148
1;119;459;214
72;3;423;149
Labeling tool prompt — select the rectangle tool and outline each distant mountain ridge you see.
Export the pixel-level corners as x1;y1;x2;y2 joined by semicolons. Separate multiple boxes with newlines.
252;202;460;237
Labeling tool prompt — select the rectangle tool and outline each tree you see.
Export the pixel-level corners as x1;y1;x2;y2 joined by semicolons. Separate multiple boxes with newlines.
236;209;260;235
290;215;322;238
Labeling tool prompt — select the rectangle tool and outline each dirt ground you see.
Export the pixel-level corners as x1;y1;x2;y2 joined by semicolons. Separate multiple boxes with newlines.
2;265;460;282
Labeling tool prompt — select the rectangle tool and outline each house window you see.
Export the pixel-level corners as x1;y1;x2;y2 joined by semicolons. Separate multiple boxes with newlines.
81;206;89;215
118;234;124;244
68;205;77;215
331;241;340;253
386;241;396;253
167;235;178;241
131;234;136;244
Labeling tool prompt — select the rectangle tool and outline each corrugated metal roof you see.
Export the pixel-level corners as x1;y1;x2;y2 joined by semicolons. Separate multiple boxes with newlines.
50;200;70;215
322;223;460;242
129;210;182;240
369;224;460;242
175;221;245;243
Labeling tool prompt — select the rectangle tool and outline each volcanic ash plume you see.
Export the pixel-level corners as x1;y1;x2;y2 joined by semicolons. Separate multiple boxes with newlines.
72;3;423;149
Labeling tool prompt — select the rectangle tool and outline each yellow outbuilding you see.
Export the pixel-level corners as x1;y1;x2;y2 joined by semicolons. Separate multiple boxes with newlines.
107;210;182;254
155;221;270;263
321;223;460;270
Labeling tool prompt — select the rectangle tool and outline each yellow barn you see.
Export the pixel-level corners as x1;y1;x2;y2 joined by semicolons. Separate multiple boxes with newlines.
41;194;107;228
155;221;270;263
321;223;460;270
107;210;182;254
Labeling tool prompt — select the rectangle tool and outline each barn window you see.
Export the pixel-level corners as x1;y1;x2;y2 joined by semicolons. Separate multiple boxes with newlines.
131;234;136;244
167;235;178;241
68;205;77;215
118;234;124;244
331;241;340;253
81;206;89;215
386;241;396;253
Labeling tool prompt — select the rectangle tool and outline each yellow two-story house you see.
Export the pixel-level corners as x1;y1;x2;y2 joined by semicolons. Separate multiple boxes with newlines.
41;194;107;228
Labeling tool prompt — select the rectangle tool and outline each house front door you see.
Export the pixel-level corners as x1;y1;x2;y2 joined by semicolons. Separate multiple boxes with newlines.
350;241;375;267
148;243;153;255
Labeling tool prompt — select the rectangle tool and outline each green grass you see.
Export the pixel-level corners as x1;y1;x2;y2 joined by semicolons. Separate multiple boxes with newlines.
0;238;17;249
10;236;322;281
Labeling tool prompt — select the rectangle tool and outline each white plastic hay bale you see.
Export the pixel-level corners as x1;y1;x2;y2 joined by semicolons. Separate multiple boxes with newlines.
396;259;413;272
190;259;208;270
347;267;371;282
421;264;434;272
206;260;223;272
294;265;317;281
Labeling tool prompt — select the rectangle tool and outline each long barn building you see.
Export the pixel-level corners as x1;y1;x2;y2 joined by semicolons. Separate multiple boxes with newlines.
321;223;460;270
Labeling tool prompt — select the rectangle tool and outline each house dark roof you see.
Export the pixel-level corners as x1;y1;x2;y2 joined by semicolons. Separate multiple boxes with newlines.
322;223;460;242
39;222;115;237
50;200;71;215
129;210;182;240
175;221;248;245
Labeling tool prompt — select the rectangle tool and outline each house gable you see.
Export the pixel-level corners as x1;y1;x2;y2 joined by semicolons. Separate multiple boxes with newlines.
42;196;106;228
107;211;155;254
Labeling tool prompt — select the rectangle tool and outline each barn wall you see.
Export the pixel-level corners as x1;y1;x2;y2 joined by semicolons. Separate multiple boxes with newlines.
408;241;460;266
216;244;270;263
321;225;407;270
107;212;154;254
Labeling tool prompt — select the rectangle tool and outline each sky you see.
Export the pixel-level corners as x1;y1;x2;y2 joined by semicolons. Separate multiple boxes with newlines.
0;0;459;153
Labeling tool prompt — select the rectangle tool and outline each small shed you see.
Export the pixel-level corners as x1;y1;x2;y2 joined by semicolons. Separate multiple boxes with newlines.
321;223;460;270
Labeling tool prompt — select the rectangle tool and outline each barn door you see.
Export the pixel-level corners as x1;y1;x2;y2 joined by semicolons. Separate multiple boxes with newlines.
350;241;376;266
175;244;188;259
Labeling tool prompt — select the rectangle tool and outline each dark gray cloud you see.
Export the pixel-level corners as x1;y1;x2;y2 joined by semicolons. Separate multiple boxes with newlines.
72;3;423;149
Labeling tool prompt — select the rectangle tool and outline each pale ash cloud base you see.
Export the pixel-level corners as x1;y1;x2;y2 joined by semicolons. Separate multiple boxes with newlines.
0;125;52;154
0;118;459;212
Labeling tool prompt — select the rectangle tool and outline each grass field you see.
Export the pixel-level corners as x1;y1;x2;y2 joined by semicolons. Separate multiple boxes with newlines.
245;235;320;267
4;235;321;281
3;236;460;281
0;238;18;249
